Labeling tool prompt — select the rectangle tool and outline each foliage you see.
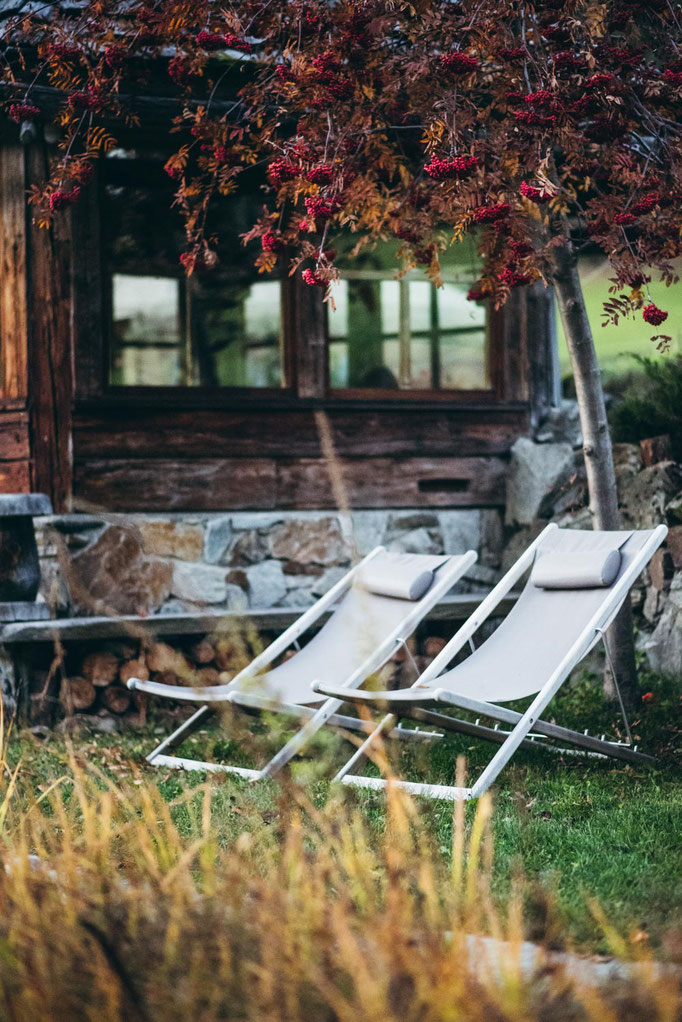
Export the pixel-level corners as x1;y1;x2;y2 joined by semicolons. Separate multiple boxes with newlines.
1;0;681;344
610;354;682;460
1;716;681;1021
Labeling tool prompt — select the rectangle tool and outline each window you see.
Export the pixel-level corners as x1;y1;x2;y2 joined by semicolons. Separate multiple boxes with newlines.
103;153;285;389
327;240;489;393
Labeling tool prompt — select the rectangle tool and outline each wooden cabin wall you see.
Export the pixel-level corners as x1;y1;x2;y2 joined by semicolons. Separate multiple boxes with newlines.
0;144;31;493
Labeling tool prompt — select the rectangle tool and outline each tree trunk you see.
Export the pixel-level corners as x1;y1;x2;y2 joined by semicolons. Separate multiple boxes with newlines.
549;230;639;710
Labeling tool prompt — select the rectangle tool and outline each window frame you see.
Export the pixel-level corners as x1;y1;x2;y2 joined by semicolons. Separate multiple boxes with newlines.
72;160;508;409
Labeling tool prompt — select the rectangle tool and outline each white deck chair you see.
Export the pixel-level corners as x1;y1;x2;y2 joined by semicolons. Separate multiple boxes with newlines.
313;524;667;802
127;547;476;778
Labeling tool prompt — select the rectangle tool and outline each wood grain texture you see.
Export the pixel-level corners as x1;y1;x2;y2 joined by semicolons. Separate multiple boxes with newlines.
0;411;30;461
0;145;28;402
0;460;30;493
73;454;507;511
73;405;528;460
26;143;74;511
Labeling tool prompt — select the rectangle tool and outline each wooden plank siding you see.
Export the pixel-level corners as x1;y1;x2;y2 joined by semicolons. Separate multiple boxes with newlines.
0;144;28;408
25;143;74;510
71;404;524;511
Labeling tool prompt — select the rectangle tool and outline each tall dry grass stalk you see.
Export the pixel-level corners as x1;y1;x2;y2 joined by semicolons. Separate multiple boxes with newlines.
0;724;678;1022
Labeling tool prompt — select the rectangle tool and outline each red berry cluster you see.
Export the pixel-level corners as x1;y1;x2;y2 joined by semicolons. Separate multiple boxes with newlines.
597;43;642;69
520;181;552;204
467;287;488;302
498;267;531;287
103;45;126;69
307;164;334;185
68;89;105;112
304;195;338;220
8;103;40;122
49;186;81;211
513;110;557;128
47;42;81;61
268;159;301;187
524;90;557;108
613;212;636;226
302;268;325;287
642;303;668;326
275;64;293;81
424;155;478;180
553;51;587;70
311;51;353;101
473;203;511;223
631;193;660;215
168;56;199;86
195;30;225;50
584;72;616;90
509;239;533;257
261;232;283;253
439;51;478;74
664;69;682;86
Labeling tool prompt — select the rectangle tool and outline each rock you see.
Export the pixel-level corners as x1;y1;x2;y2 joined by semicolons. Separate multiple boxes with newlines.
70;525;172;616
440;510;481;555
552;506;593;530
282;560;324;577
137;519;204;561
268;517;350;566
534;400;583;448
348;511;387;555
230;512;284;531
281;589;316;608
392;527;443;555
619;461;682;530
640;435;672;467
649;549;675;591
464;563;499;586
479;510;504;568
246;560;287;607
225;584;249;611
227;568;248;588
643;601;682;676
229;529;269;566
670;572;682;613
387;511;440;533
171;562;228;604
642;587;663;625
0;653;17;719
505;438;575;526
311;566;347;597
612;443;643;488
204;516;232;564
666;492;682;525
57;714;121;734
539;456;586;518
667;526;682;570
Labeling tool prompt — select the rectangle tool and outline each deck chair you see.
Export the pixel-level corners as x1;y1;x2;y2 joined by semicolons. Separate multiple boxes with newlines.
127;546;476;778
313;523;667;801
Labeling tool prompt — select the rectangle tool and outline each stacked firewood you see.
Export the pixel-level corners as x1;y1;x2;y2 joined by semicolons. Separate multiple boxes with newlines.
64;635;248;722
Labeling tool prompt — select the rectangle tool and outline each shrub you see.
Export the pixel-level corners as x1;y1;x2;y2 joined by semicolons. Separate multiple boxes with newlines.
609;355;682;461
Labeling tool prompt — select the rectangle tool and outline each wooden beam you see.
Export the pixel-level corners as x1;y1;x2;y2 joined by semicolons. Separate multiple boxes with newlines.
0;410;30;461
0;144;28;403
0;460;30;493
26;142;74;511
73;454;507;511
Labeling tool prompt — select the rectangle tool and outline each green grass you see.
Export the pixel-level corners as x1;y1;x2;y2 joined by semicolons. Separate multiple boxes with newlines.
557;256;682;382
6;670;681;956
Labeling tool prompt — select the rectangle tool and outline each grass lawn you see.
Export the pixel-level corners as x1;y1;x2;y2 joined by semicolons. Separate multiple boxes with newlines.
6;668;681;957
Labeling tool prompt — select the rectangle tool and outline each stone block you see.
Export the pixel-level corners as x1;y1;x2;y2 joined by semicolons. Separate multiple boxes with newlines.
137;519;204;561
268;517;350;566
439;510;481;555
667;526;682;570
230;512;285;531
640;434;672;467
666;492;682;525
505;438;575;526
229;529;269;566
612;443;643;489
246;560;287;607
281;589;316;608
620;461;682;530
387;511;440;533
171;562;228;604
311;566;347;597
642;586;663;625
392;527;442;555
643;603;682;677
204;516;232;564
348;511;387;556
649;549;675;591
534;399;583;448
71;525;172;616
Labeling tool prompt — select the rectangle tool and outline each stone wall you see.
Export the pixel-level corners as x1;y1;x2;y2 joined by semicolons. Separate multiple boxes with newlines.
35;508;503;619
503;403;682;679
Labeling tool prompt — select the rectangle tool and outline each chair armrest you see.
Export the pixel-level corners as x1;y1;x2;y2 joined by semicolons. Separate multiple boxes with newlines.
310;680;435;706
126;677;233;703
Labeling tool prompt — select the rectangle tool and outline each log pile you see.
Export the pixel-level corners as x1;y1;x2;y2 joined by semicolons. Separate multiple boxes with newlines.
62;635;244;725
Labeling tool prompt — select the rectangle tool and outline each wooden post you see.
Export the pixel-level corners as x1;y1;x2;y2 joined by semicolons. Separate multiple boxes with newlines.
26;141;74;511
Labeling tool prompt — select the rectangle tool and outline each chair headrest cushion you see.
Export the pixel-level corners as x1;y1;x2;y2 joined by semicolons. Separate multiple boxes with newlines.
356;553;435;601
531;548;622;589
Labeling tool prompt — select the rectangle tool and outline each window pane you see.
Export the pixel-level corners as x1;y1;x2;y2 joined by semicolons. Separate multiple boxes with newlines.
111;274;181;386
329;273;488;391
104;156;284;388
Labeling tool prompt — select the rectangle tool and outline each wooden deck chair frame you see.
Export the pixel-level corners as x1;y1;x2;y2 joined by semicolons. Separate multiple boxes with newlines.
313;524;667;802
128;546;477;780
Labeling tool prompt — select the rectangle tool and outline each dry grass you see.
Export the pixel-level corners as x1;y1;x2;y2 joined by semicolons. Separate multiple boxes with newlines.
0;710;679;1022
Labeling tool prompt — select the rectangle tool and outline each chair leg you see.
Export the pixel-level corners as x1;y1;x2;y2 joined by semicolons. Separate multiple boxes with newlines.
146;705;214;764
